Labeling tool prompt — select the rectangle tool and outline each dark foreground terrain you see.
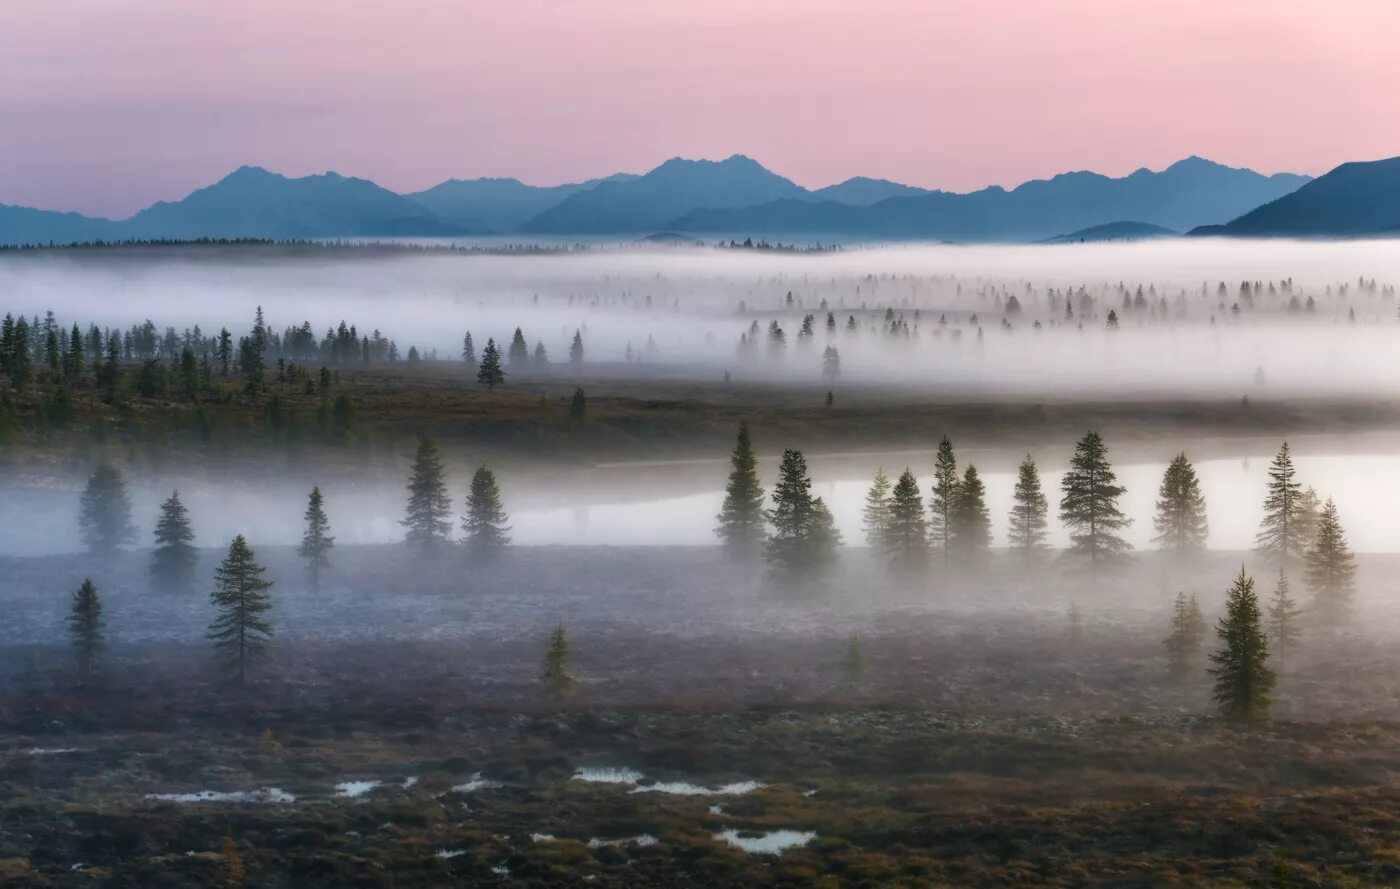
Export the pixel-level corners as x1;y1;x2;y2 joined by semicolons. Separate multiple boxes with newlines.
4;546;1400;886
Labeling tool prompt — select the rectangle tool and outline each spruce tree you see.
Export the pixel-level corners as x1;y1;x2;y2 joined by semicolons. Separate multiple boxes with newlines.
1007;454;1049;563
540;621;579;702
207;535;274;686
1163;591;1206;685
765;448;841;580
1296;486;1323;546
1304;498;1355;625
79;462;136;555
150;489;197;592
1266;569;1302;657
1059;431;1131;566
570;387;587;421
68;578;104;682
508;327;530;369
463;466;511;558
402;435;453;551
569;330;585;367
461;331;477;368
882;468;928;573
1255;442;1306;567
950;464;992;566
861;467;892;549
1152;453;1208;554
929;436;959;564
1208;566;1275;722
299;486;334;590
476;339;505;390
714;422;766;559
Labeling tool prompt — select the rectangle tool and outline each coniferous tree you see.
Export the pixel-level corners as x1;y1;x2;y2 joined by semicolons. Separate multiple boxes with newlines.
570;387;587;420
207;535;274;686
1256;442;1307;567
842;633;866;682
1059;431;1131;566
79;462;137;555
1209;567;1275;722
714;422;766;559
1163;591;1207;685
508;327;530;369
929;436;959;565
1266;569;1302;657
882;468;928;573
1007;454;1049;563
461;331;477;368
569;329;585;367
1153;453;1209;554
299;487;334;590
1304;498;1355;625
950;465;992;566
476;339;505;389
540;621;579;702
765;448;841;580
463;466;511;559
150;490;197;592
1296;486;1323;546
68;578;104;682
862;467;892;549
402;435;453;552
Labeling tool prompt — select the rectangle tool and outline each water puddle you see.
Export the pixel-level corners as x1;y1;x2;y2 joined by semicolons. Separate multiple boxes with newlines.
572;766;762;796
587;834;658;849
716;829;816;855
335;780;381;799
145;788;295;804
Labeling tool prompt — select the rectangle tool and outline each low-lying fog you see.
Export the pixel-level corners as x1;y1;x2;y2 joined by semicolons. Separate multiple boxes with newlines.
3;238;1400;397
2;435;1397;557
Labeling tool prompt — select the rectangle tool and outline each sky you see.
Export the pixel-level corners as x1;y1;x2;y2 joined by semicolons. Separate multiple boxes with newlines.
2;0;1398;218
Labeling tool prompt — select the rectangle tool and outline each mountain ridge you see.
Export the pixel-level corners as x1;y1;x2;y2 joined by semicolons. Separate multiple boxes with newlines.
0;155;1319;246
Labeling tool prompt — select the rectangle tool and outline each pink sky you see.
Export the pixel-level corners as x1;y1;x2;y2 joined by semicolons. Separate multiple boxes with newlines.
3;0;1398;218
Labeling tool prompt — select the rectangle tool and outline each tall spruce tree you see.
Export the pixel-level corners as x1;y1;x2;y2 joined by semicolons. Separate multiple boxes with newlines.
1059;431;1131;565
1304;498;1355;625
1266;569;1302;657
299;487;334;590
540;621;579;702
1255;442;1307;567
1007;454;1049;563
765;448;841;580
1296;486;1323;546
402;435;453;551
714;423;766;559
861;467;893;549
882;468;928;573
68;578;104;682
569;330;585;367
1152;453;1208;554
79;462;137;555
476;339;505;389
507;327;530;369
463;466;511;558
1163;591;1207;685
1209;566;1275;722
950;465;992;566
150;490;197;592
929;436;959;564
461;331;477;368
207;535;274;686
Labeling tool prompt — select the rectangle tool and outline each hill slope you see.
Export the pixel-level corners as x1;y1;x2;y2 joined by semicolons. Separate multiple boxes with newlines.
1190;156;1400;237
404;173;637;233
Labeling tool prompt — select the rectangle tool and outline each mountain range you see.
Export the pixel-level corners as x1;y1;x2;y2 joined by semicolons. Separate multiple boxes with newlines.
4;153;1392;246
